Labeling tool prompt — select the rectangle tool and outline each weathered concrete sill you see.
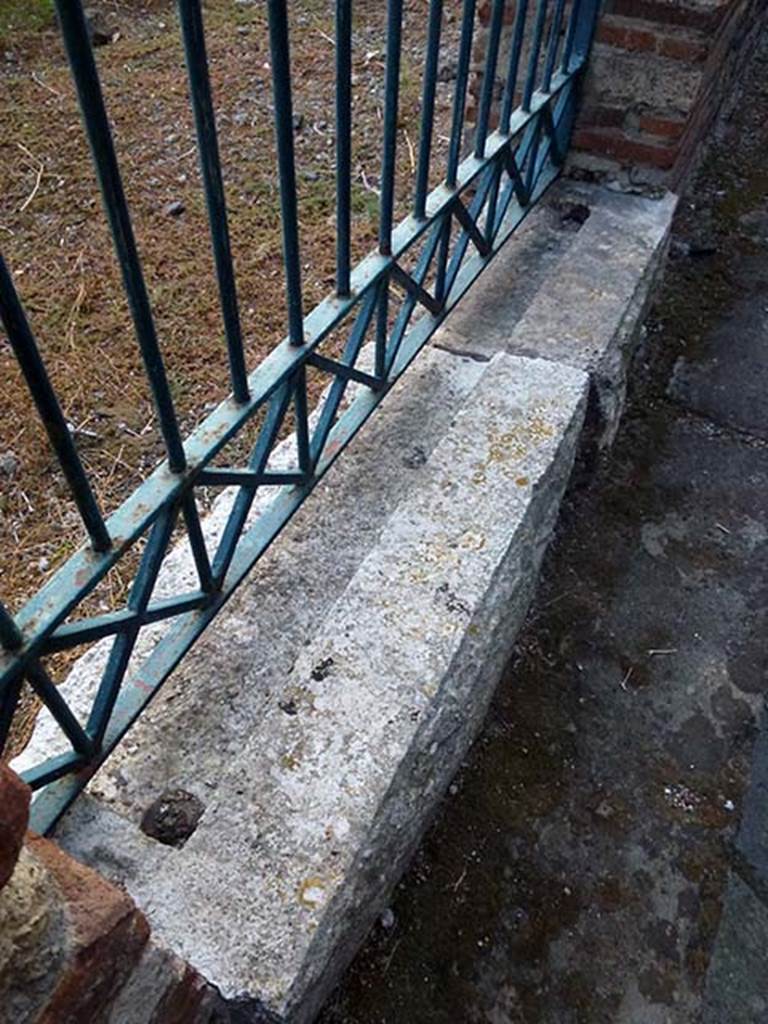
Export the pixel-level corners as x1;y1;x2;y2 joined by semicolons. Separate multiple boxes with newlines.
16;181;677;1023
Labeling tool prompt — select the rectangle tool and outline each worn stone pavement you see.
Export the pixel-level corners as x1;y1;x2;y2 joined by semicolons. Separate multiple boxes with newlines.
319;25;768;1024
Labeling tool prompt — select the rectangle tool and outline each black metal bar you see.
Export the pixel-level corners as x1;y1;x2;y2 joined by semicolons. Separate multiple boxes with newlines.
434;215;452;306
181;492;213;592
336;0;352;296
484;161;504;246
267;0;304;344
53;0;186;472
211;381;293;585
379;0;404;255
446;0;476;187
21;750;85;791
474;0;505;158
375;275;389;379
543;0;568;92
443;164;497;296
562;0;585;72
0;602;23;652
524;116;544;195
391;263;442;316
178;0;249;403
46;592;209;652
523;0;550;112
198;468;305;488
0;673;24;756
86;507;177;744
307;352;382;391
309;285;380;466
26;661;95;757
452;197;492;257
505;148;530;206
500;0;530;133
385;218;446;374
0;255;111;552
293;365;311;479
414;0;444;219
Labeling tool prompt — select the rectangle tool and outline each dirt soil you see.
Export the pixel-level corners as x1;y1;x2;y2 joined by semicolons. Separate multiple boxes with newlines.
0;0;462;619
319;24;768;1024
0;0;466;754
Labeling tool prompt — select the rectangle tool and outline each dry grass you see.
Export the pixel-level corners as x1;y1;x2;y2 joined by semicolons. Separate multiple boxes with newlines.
0;0;462;623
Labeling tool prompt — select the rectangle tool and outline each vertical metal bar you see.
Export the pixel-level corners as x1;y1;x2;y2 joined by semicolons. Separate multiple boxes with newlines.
379;0;404;255
524;115;544;194
434;214;452;306
87;507;177;744
499;0;530;133
0;254;111;552
53;0;186;473
375;277;389;379
293;366;311;478
0;674;24;756
522;0;550;112
178;0;249;404
267;0;304;345
474;0;505;159
542;0;567;92
484;160;503;246
446;0;476;188
181;492;213;592
561;0;584;72
0;601;23;652
569;0;600;68
414;0;443;220
336;0;352;296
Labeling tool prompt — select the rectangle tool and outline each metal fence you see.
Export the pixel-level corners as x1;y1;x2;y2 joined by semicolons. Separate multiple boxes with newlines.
0;0;600;832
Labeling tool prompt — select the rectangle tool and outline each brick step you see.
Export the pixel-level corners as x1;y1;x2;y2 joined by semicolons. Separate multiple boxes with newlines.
597;13;710;63
572;124;680;171
586;41;707;114
603;0;730;33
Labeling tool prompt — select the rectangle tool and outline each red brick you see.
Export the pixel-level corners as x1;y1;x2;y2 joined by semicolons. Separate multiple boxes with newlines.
28;835;150;1024
152;963;215;1024
603;0;728;32
578;105;627;129
658;34;709;62
597;21;657;52
477;1;518;27
572;127;679;169
0;764;30;890
638;113;687;140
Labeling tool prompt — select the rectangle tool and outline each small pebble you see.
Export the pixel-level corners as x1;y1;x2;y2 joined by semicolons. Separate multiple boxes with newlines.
163;200;185;218
0;451;19;476
380;908;395;930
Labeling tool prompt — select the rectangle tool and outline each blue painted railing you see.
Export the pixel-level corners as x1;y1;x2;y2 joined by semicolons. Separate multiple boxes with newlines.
0;0;600;832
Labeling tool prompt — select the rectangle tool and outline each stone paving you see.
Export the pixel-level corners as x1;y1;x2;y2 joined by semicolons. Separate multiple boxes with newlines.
320;24;768;1024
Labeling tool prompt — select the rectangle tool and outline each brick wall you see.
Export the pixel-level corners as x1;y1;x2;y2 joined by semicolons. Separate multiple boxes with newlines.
0;765;220;1024
471;0;768;188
